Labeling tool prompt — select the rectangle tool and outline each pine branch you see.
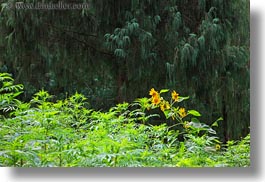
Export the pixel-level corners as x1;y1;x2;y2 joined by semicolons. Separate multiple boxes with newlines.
44;22;113;57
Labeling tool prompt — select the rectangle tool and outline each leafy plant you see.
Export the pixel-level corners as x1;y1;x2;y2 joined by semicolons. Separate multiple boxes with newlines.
0;73;23;115
0;79;250;167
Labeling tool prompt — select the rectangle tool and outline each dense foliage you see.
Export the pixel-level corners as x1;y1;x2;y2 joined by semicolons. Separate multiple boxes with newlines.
0;73;250;167
0;0;249;141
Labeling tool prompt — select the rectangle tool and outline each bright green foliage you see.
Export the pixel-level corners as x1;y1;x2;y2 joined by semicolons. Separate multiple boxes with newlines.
0;0;249;141
0;73;23;115
0;80;250;167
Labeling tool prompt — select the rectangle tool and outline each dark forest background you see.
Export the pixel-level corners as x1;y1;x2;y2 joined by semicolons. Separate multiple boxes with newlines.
0;0;250;141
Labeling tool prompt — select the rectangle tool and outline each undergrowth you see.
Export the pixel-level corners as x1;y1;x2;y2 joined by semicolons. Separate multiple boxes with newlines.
0;73;250;167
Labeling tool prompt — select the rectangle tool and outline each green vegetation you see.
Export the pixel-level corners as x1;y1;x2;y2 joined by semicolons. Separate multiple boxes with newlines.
0;73;250;167
0;0;250;167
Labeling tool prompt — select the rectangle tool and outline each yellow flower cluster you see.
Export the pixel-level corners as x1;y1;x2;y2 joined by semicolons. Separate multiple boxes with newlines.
149;88;188;120
171;90;179;102
179;107;187;118
149;88;161;105
160;101;170;112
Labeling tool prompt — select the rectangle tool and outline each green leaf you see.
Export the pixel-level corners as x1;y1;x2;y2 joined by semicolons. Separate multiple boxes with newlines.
163;110;170;119
211;121;218;127
178;96;189;102
188;110;201;116
159;89;169;94
191;117;200;123
211;117;223;127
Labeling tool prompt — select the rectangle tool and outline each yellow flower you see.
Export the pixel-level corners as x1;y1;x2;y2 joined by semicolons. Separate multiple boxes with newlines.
149;88;159;98
179;107;187;118
165;101;170;109
160;103;165;111
215;144;221;150
171;90;179;102
160;101;170;111
151;95;161;105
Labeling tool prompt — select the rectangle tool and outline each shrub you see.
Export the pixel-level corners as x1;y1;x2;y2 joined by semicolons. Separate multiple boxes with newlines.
0;74;250;167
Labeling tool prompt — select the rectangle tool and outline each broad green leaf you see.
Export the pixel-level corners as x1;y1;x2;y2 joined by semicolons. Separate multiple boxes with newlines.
188;110;201;116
